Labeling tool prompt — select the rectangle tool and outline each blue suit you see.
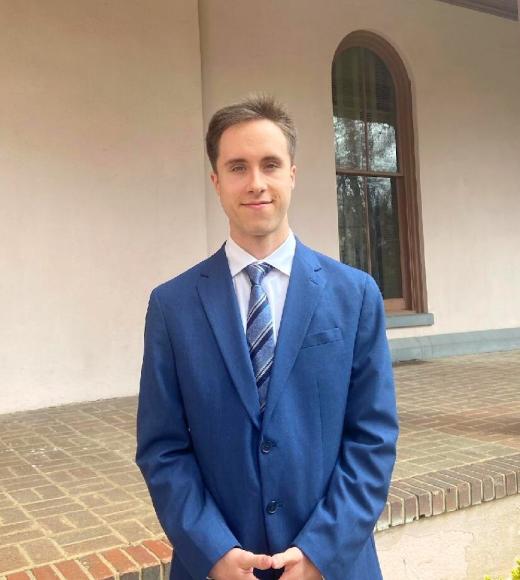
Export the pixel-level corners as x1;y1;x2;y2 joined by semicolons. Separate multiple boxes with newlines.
136;239;398;580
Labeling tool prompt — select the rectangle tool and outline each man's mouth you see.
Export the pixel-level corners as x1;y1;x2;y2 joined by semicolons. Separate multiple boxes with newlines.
243;201;272;208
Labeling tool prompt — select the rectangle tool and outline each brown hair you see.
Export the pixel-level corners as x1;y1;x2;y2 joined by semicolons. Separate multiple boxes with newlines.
205;95;297;171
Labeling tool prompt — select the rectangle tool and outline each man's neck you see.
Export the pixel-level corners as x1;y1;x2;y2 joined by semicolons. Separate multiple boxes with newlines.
229;230;291;260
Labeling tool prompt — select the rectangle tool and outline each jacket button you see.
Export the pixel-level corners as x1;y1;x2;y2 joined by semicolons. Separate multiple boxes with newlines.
261;440;273;454
266;500;278;514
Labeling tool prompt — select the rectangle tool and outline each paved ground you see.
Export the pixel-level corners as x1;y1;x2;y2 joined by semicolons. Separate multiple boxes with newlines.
393;350;520;481
0;350;519;577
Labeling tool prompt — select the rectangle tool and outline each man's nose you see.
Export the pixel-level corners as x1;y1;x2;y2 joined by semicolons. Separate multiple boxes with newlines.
248;168;267;193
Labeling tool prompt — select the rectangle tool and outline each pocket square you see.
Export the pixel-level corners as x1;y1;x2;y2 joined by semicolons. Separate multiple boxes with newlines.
301;327;343;348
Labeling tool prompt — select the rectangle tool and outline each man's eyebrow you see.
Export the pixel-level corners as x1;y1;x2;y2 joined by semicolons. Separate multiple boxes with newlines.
223;155;284;168
224;158;247;167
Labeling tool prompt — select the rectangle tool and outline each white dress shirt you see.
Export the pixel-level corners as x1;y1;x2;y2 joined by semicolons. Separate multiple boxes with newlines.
224;232;296;343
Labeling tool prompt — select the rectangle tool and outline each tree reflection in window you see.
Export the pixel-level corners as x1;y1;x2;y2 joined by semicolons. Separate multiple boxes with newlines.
333;46;402;299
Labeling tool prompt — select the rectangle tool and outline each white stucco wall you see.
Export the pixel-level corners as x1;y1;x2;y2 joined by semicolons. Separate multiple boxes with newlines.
2;0;519;413
0;0;207;413
376;494;520;579
199;0;520;338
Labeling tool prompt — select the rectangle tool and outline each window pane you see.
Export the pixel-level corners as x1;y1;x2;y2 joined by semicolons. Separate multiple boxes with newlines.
332;48;366;170
367;177;402;298
364;50;398;172
337;175;368;270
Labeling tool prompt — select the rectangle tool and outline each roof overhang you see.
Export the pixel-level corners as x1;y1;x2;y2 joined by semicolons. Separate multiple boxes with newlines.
435;0;519;20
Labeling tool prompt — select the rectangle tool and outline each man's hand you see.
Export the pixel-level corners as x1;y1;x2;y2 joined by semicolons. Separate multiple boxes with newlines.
208;547;272;579
272;546;323;579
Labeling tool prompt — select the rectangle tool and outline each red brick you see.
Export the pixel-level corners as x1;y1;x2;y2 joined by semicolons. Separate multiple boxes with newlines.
101;548;139;574
142;539;173;563
7;573;32;580
32;565;61;580
376;501;390;531
486;459;518;494
455;466;494;501
425;472;471;510
392;480;433;517
440;470;483;506
387;493;404;526
78;554;115;580
406;478;445;515
55;559;90;580
0;544;30;574
387;486;418;523
124;544;160;567
418;475;458;512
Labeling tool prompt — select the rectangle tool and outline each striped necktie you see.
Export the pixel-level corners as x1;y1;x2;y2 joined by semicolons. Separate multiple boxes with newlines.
245;262;275;413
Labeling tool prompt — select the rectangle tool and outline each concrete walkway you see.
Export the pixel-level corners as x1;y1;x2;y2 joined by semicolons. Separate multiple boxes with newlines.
1;350;519;578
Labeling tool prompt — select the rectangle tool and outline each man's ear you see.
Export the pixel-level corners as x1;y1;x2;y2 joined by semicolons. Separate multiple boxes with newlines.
290;164;296;189
210;171;220;195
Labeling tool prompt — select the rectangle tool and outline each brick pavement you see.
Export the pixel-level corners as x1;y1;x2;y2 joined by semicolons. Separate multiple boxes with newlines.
393;350;520;480
0;350;519;577
384;350;520;530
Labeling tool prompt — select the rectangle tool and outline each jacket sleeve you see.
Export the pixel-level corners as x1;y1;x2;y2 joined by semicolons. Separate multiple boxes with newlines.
135;289;240;579
291;274;399;578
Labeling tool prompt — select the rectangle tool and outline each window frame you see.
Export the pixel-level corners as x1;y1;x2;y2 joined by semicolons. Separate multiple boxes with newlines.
333;31;427;314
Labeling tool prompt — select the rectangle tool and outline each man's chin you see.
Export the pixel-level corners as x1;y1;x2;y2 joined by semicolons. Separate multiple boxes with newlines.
238;224;277;238
231;221;289;245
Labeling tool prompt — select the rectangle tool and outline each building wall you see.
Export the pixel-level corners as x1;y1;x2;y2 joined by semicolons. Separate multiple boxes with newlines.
0;0;207;413
199;0;520;339
376;493;520;579
2;0;519;413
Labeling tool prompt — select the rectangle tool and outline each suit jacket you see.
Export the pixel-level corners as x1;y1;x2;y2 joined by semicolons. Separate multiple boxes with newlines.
135;239;399;580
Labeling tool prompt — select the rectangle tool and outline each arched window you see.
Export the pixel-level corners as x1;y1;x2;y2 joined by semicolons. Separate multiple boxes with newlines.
332;31;426;313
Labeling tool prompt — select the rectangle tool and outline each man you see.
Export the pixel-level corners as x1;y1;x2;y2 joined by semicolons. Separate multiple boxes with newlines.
136;96;399;580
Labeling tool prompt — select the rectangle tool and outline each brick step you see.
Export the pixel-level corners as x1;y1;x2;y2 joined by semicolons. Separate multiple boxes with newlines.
2;539;173;580
377;453;520;530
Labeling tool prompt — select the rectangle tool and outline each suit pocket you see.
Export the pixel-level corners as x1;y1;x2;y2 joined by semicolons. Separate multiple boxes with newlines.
301;327;343;349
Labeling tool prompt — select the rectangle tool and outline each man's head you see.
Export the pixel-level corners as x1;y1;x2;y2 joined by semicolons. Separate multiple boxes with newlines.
206;96;297;254
206;95;297;172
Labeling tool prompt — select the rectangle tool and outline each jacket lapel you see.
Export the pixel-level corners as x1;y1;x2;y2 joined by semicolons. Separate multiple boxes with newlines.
262;240;327;427
196;245;261;430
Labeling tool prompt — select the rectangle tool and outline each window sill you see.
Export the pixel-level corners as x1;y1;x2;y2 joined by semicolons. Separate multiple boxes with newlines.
385;312;434;329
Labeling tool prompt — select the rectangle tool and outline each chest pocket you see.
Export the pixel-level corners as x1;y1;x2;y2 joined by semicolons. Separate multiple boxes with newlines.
301;327;343;349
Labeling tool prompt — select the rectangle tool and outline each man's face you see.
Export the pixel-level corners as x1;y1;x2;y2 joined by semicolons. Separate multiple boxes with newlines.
211;119;296;249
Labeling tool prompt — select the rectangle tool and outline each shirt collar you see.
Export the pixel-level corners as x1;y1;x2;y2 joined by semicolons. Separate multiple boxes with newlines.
225;231;296;278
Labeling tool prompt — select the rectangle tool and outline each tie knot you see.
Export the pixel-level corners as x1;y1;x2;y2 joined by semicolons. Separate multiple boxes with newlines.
245;262;272;286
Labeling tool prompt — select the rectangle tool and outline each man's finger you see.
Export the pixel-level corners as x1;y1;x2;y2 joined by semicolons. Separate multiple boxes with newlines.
271;547;302;569
240;550;272;571
251;553;273;570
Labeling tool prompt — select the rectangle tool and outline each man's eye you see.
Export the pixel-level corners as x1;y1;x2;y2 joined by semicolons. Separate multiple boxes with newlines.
265;163;279;170
231;165;245;172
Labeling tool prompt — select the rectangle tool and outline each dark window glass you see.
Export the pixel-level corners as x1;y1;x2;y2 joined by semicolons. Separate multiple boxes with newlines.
333;46;402;299
337;175;368;270
367;177;402;299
